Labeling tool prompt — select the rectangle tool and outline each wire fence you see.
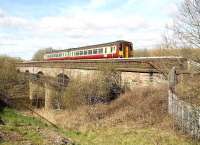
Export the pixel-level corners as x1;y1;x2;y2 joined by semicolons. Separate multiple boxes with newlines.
168;91;200;139
168;64;200;139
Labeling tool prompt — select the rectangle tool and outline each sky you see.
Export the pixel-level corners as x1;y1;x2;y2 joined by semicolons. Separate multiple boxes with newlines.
0;0;182;60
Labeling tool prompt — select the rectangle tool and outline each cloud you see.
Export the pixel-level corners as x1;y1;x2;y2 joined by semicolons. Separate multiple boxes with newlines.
0;10;30;28
164;2;179;16
0;0;179;59
88;0;108;8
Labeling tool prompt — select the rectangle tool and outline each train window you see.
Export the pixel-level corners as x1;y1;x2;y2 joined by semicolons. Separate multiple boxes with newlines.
88;50;92;54
84;50;87;55
96;49;99;54
80;51;83;55
105;48;107;54
99;48;103;54
119;44;122;51
93;49;97;54
75;51;79;56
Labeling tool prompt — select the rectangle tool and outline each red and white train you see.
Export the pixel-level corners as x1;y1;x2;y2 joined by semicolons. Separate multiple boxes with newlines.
44;40;133;60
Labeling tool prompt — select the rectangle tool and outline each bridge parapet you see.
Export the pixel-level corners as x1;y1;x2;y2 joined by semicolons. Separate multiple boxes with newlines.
16;57;188;74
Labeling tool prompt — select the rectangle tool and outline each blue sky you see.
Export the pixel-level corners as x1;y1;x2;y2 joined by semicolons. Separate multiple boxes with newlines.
0;0;182;59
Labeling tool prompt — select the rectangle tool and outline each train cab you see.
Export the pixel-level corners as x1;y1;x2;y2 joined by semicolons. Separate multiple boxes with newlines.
117;41;133;58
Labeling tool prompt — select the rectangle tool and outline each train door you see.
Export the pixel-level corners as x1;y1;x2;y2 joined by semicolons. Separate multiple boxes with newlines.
118;44;123;58
118;42;132;58
122;42;129;58
124;45;129;58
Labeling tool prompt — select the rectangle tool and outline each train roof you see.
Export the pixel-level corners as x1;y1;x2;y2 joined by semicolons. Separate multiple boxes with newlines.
46;40;132;54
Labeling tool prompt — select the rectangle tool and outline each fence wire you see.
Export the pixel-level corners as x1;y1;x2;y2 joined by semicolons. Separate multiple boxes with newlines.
168;64;200;140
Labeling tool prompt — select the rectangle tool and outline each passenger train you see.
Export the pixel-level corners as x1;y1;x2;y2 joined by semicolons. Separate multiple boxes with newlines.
44;40;133;60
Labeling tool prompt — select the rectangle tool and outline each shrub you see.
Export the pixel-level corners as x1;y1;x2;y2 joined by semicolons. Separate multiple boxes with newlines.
0;56;20;96
57;66;122;109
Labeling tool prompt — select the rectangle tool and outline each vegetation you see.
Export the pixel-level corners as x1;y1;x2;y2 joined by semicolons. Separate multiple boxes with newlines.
38;86;197;145
0;107;73;145
52;65;122;109
173;0;200;48
134;48;200;62
32;47;53;61
0;56;22;97
0;106;196;145
176;74;200;105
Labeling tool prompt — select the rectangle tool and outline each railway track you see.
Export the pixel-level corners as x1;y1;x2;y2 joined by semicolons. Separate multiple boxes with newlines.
16;57;188;74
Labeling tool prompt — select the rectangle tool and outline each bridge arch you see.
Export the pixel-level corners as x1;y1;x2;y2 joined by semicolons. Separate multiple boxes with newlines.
25;70;30;75
16;69;20;73
57;73;70;86
36;71;44;78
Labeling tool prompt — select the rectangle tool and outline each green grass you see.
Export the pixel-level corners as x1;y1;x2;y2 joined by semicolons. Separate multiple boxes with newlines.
0;108;47;145
61;127;198;145
0;108;198;145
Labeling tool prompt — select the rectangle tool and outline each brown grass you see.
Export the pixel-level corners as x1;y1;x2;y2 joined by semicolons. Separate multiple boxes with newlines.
52;85;168;131
134;47;200;62
176;74;200;105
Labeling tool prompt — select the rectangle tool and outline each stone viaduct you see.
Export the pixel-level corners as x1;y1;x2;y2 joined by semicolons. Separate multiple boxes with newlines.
16;57;188;109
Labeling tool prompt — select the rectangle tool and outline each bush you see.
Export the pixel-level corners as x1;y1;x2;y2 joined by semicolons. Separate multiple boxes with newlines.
0;56;20;96
56;66;122;109
134;47;200;62
32;48;53;61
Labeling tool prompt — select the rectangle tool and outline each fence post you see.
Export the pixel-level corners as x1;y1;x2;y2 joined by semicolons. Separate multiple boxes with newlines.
168;67;177;93
168;67;177;114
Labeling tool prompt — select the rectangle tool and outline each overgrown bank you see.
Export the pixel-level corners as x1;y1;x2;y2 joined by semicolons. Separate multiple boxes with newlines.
0;107;74;145
35;86;198;145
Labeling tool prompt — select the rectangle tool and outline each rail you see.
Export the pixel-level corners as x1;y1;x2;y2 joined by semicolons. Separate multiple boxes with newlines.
16;57;188;75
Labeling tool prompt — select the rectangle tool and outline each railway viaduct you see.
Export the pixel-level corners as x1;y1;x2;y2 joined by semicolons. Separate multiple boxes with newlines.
16;57;188;109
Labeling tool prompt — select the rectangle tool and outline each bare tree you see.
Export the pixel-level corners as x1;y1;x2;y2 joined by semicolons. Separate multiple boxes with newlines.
174;0;200;48
32;47;53;61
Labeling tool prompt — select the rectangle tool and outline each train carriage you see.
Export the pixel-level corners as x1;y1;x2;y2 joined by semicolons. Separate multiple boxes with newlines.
44;40;133;60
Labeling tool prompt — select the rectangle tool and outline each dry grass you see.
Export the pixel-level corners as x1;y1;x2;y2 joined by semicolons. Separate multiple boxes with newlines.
134;47;200;62
50;85;169;131
32;85;199;145
176;74;200;105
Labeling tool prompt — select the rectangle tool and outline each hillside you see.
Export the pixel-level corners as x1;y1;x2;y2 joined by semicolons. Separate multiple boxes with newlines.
0;103;74;145
0;107;196;145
